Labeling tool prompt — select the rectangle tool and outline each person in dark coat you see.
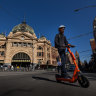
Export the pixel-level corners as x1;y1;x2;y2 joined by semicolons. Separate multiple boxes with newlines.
54;25;69;77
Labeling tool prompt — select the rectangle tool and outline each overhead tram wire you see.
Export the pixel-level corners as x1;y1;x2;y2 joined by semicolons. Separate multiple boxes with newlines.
79;49;92;53
67;32;92;54
78;53;91;59
80;53;91;57
80;55;91;59
67;32;92;56
68;32;93;40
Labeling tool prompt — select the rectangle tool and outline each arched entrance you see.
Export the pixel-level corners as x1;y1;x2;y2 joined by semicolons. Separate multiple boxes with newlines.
11;52;31;68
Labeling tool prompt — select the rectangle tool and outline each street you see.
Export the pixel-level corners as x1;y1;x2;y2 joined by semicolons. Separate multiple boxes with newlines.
0;70;96;96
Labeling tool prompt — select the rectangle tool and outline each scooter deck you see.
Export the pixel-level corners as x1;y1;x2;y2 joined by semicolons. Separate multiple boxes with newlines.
55;45;80;83
55;74;74;83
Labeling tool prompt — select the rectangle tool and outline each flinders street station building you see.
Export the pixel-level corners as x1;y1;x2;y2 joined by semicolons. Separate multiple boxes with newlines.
0;21;74;69
0;21;59;69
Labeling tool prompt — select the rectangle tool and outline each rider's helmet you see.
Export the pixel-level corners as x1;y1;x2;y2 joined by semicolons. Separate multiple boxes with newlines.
59;25;66;29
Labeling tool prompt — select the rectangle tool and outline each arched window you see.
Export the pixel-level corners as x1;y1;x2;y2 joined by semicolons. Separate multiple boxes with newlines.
37;46;43;50
12;52;30;60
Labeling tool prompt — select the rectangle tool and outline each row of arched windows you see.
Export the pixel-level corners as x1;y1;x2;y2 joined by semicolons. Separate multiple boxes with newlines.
12;42;33;47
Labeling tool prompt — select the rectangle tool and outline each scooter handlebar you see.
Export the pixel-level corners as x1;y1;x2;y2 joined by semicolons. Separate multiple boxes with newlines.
62;44;75;48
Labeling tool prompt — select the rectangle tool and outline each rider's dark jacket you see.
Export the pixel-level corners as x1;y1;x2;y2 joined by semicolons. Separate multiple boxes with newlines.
54;33;68;50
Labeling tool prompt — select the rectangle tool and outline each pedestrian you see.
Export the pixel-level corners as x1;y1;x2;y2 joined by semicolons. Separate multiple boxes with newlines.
11;65;14;71
54;25;72;78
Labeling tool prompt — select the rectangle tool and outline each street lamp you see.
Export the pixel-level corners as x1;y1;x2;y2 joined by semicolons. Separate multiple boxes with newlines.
74;5;96;12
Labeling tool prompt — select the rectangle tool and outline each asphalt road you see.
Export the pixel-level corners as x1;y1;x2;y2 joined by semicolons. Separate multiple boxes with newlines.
0;70;96;96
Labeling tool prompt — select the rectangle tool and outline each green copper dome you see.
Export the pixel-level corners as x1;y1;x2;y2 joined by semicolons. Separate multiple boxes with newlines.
12;21;34;34
40;36;46;39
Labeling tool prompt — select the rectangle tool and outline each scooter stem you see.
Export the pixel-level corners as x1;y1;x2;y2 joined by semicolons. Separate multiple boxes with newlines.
67;44;80;72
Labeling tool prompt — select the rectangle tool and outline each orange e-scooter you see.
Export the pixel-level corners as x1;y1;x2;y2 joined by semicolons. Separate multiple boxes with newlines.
55;44;90;88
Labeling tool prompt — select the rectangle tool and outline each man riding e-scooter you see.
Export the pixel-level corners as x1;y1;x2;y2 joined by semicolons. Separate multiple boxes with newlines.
54;25;90;88
55;25;73;78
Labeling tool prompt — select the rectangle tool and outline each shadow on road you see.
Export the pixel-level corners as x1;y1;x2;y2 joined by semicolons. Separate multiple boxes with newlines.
42;72;57;75
32;76;80;87
87;77;96;81
0;88;33;96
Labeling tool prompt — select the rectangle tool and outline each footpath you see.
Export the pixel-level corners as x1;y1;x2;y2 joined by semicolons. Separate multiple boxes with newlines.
0;70;49;77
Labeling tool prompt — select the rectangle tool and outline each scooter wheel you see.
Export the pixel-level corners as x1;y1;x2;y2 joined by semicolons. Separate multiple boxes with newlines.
78;75;90;88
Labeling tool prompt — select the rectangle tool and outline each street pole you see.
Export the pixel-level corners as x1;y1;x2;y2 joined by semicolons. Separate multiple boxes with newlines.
32;40;35;71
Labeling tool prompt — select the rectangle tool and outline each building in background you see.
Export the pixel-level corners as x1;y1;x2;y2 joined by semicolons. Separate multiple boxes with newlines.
90;17;96;65
90;39;96;52
93;16;96;47
0;21;58;69
0;21;75;70
91;16;96;53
